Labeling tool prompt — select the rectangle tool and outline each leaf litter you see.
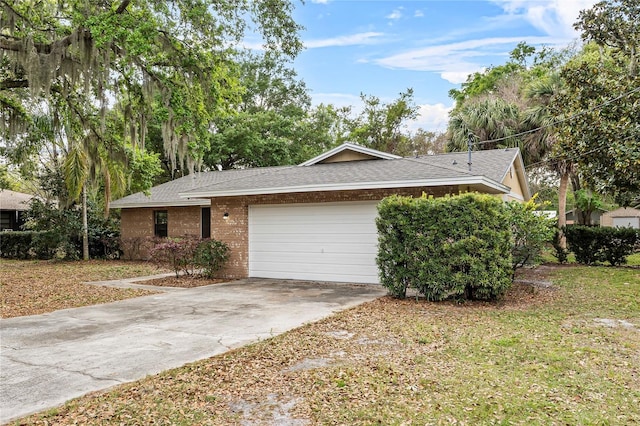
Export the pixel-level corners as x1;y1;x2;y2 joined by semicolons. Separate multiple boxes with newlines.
11;264;640;425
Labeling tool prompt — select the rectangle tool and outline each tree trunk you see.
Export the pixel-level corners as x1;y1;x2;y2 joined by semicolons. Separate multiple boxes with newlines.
557;171;569;249
82;185;89;260
103;168;111;218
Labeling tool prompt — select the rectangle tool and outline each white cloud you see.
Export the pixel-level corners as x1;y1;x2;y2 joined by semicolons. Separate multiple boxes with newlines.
387;8;403;20
491;0;599;38
305;32;385;49
367;1;597;84
311;0;329;3
374;36;555;83
440;72;473;85
408;103;452;132
414;10;424;18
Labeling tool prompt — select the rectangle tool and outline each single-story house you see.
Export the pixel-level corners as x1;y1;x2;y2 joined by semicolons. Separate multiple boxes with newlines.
111;143;531;283
0;189;35;231
600;207;640;229
565;208;607;226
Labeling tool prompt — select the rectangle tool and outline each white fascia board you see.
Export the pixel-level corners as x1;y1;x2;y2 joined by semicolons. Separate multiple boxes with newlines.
298;142;401;166
180;176;510;198
110;199;210;209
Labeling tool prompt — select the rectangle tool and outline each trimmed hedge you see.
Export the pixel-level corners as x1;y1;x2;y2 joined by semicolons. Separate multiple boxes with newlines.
376;193;513;301
0;231;60;259
565;225;639;266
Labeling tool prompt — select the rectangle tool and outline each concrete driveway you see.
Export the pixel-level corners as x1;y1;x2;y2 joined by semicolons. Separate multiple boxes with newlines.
0;278;385;423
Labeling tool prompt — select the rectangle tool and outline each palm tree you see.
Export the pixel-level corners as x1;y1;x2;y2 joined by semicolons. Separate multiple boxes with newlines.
64;135;126;259
525;73;573;249
447;97;522;154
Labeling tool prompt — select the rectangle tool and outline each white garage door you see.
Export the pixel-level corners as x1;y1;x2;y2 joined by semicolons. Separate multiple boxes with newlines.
249;201;380;283
613;217;640;229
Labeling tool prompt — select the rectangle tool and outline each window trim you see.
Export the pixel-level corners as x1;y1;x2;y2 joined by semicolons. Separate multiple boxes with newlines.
154;210;168;238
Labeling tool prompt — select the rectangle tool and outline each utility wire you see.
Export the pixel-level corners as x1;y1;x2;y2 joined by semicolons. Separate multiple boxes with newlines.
468;85;640;147
524;133;637;170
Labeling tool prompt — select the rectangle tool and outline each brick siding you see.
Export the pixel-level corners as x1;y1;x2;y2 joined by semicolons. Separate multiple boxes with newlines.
209;186;456;279
120;206;201;259
120;187;457;275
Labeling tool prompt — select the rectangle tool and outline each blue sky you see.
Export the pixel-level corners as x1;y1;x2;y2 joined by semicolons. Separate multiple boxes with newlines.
288;0;598;132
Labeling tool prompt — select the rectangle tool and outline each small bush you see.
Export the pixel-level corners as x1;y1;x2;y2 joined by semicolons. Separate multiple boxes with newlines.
195;239;230;278
120;237;152;260
150;235;200;277
565;225;639;266
377;193;512;301
507;197;555;275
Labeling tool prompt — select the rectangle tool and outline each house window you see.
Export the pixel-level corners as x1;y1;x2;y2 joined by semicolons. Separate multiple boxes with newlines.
0;211;12;231
201;207;211;239
154;210;168;238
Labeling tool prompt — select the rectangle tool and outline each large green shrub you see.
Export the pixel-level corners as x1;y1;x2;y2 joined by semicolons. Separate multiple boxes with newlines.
565;225;639;266
377;193;513;301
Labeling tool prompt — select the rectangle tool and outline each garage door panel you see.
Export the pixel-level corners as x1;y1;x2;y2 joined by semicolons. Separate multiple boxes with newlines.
249;269;377;283
250;242;377;254
613;217;640;228
250;223;376;235
253;213;377;225
251;252;375;266
250;263;378;282
250;232;377;243
249;202;380;284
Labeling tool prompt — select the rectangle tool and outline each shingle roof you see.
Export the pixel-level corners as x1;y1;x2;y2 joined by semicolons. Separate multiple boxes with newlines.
184;148;521;197
111;167;289;208
111;148;526;208
0;190;36;211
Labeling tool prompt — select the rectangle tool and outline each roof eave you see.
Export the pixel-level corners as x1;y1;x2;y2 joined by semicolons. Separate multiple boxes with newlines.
110;199;211;209
181;176;510;199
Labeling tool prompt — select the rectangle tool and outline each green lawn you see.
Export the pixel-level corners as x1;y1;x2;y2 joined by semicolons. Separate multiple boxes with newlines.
16;264;640;425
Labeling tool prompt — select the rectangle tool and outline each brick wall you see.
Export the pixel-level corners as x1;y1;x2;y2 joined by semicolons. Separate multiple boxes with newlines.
210;186;457;279
120;206;203;259
120;187;458;270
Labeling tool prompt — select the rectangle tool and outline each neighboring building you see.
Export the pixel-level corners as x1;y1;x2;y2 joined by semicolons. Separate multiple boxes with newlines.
600;207;640;229
565;208;607;226
112;143;531;284
0;190;35;231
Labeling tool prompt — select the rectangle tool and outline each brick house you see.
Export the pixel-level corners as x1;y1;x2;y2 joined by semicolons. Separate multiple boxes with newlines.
111;143;530;283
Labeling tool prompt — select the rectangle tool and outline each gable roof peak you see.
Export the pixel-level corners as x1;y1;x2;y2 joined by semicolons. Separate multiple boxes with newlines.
298;142;401;166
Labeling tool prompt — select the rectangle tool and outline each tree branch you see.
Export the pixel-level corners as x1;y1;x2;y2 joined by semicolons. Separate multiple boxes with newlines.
0;79;29;90
0;31;78;55
115;0;131;14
